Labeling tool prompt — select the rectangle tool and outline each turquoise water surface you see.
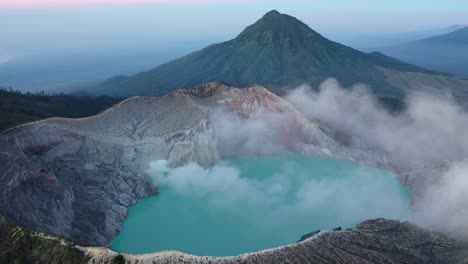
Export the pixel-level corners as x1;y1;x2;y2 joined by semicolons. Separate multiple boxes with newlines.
111;154;412;256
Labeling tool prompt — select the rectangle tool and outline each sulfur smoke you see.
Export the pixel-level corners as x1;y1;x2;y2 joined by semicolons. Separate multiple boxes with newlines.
147;78;468;238
285;79;468;236
147;156;411;234
285;78;468;169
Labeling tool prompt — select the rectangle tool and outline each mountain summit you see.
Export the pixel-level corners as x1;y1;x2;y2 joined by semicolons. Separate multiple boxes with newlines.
94;10;468;98
236;9;323;43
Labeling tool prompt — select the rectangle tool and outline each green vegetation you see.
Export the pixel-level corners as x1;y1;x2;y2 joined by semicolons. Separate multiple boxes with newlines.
0;87;122;131
0;217;88;264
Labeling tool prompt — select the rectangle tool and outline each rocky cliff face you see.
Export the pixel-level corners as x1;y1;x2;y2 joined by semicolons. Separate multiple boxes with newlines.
0;81;389;247
2;217;467;264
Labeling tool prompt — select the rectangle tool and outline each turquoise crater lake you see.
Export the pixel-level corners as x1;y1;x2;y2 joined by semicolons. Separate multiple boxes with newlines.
111;154;412;256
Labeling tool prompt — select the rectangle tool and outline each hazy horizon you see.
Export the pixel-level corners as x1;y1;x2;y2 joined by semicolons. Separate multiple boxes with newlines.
1;1;467;91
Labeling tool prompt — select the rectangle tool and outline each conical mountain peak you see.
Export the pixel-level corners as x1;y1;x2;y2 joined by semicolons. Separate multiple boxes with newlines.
94;11;462;98
235;10;324;45
262;10;281;18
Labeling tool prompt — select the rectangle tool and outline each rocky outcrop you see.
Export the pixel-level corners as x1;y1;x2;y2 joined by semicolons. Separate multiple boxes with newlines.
3;217;465;264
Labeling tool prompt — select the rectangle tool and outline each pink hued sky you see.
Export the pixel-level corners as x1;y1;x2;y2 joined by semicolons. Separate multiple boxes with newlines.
0;0;259;8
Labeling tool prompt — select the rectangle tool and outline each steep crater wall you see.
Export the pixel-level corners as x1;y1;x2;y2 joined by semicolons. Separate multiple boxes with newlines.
0;82;358;246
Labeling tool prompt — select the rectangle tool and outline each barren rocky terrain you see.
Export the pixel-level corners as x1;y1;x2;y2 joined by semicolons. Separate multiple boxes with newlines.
2;217;467;264
1;81;467;263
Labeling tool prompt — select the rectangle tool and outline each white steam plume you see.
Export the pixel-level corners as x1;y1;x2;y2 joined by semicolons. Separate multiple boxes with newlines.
285;78;468;169
147;78;468;237
413;161;468;237
147;157;411;231
285;78;468;236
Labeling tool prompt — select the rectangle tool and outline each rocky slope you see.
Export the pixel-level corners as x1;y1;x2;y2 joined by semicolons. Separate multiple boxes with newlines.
0;82;390;248
2;217;467;264
0;217;88;264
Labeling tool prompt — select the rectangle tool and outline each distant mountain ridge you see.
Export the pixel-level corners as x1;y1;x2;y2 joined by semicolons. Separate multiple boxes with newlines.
92;10;468;98
380;26;468;77
421;26;468;45
336;24;467;50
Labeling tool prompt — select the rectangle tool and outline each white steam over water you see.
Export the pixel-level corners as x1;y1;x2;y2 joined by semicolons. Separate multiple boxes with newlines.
147;155;411;230
144;79;468;241
285;79;468;236
112;155;411;255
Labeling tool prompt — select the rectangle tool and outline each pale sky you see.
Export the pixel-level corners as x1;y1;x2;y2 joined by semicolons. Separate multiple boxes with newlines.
1;0;266;7
1;0;467;56
2;1;467;39
0;0;467;90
